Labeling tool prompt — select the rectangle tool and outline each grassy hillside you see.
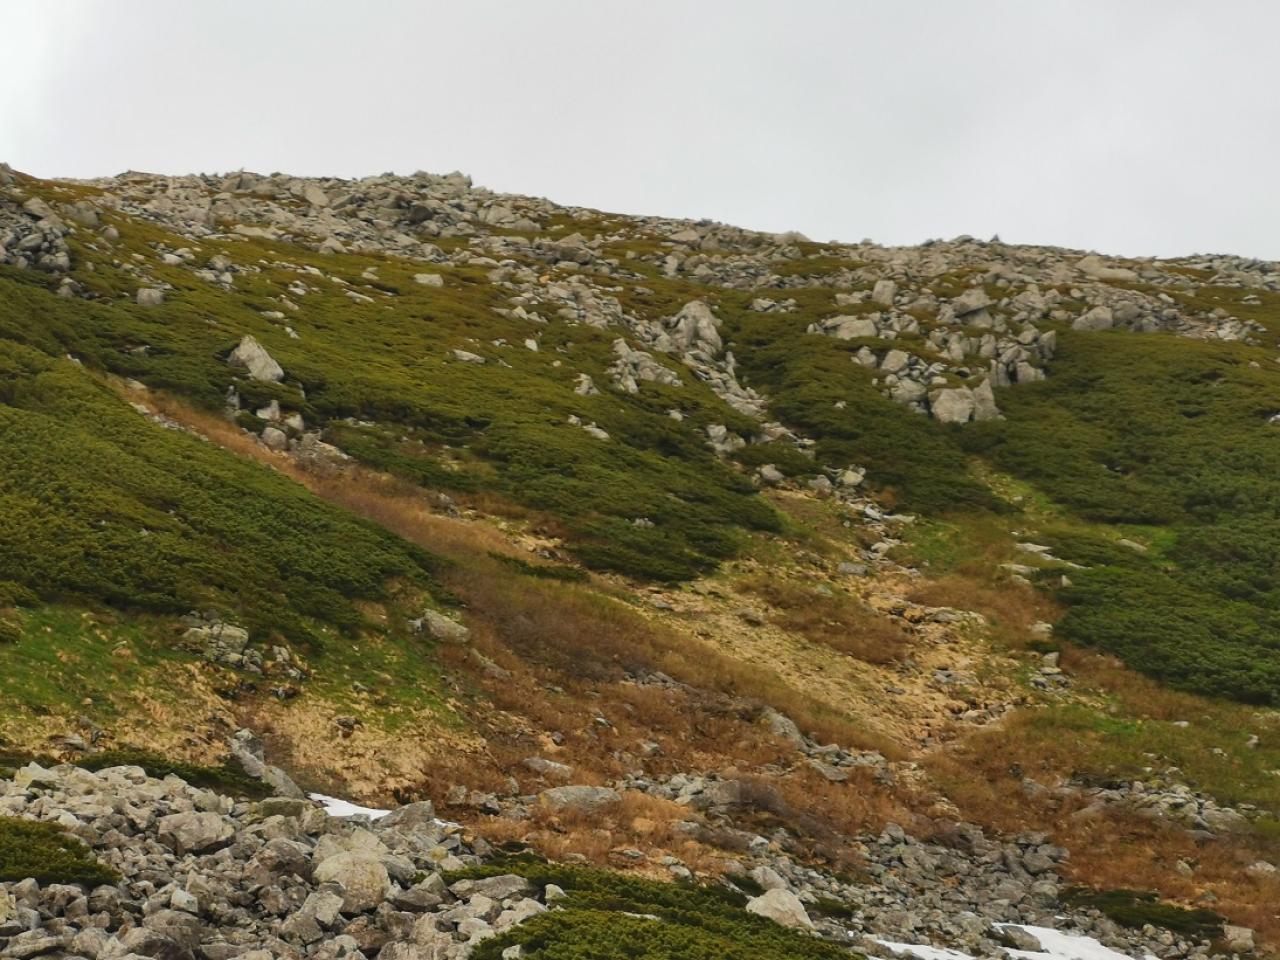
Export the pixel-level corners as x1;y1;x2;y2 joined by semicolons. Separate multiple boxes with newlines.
963;329;1280;702
0;336;438;643
5;172;1280;712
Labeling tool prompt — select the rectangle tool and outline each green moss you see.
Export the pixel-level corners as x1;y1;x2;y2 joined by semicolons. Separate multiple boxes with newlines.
0;816;118;886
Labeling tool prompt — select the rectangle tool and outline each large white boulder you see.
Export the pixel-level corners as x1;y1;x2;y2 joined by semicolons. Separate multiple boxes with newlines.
745;888;813;929
227;335;284;382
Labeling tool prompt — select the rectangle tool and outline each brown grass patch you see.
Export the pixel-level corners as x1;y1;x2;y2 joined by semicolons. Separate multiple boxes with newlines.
472;790;728;877
927;725;1280;948
740;575;908;665
906;573;1060;648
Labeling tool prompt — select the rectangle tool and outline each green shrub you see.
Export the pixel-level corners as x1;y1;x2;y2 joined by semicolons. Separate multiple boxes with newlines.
968;331;1280;703
721;304;1000;513
0;816;118;885
0;252;782;583
75;749;271;799
1062;887;1223;939
449;862;851;960
0;338;439;645
489;553;588;583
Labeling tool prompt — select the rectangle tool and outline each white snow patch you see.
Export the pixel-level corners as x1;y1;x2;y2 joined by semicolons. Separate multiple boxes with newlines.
875;940;980;960
875;927;1156;960
999;925;1158;960
309;792;390;820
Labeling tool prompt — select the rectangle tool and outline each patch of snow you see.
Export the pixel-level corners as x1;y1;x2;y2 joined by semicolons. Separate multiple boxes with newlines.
999;925;1158;960
309;792;390;820
875;928;1156;960
875;940;980;960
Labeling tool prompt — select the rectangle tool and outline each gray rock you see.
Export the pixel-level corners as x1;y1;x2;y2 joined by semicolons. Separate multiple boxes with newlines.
930;387;975;424
417;610;470;644
229;729;305;799
260;426;289;451
136;288;165;306
537;785;621;815
872;278;898;306
378;800;439;831
761;707;805;746
745;888;812;929
1073;305;1114;331
1223;925;1255;952
952;287;991;316
157;811;235;854
227;335;284;382
313;852;391;913
522;757;574;781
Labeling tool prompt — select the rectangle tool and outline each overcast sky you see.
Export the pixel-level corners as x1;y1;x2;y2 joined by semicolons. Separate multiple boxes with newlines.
4;1;1277;259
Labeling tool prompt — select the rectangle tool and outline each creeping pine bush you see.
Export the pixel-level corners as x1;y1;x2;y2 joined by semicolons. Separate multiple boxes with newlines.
75;749;271;799
448;862;850;960
1062;888;1223;939
0;336;439;645
963;330;1280;704
0;816;118;885
722;304;1000;513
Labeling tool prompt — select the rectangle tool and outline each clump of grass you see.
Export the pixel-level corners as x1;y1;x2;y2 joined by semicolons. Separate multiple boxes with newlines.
0;816;118;885
488;552;588;582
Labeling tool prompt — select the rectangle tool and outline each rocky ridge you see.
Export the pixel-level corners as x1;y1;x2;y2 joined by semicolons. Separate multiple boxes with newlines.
2;165;1274;431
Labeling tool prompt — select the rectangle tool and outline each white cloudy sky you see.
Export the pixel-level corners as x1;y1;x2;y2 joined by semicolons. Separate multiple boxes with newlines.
4;0;1277;258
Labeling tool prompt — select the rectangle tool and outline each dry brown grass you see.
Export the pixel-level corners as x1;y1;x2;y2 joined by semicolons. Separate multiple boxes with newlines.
471;790;729;877
731;768;913;868
1057;647;1210;722
906;573;1060;648
740;574;908;665
927;724;1280;949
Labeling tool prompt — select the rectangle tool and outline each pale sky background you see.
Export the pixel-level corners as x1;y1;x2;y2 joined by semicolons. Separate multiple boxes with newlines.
3;0;1277;259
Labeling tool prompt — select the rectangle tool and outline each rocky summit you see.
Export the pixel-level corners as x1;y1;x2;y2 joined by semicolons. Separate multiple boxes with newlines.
0;162;1277;960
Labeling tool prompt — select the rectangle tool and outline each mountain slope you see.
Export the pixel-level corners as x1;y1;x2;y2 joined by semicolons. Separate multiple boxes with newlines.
0;163;1278;955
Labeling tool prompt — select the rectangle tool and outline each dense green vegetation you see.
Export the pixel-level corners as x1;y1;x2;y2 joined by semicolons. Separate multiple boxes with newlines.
0;816;118;886
0;334;437;644
723;300;1001;513
1062;887;1224;939
449;861;851;960
0;214;780;581
7;178;1280;704
963;331;1280;703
